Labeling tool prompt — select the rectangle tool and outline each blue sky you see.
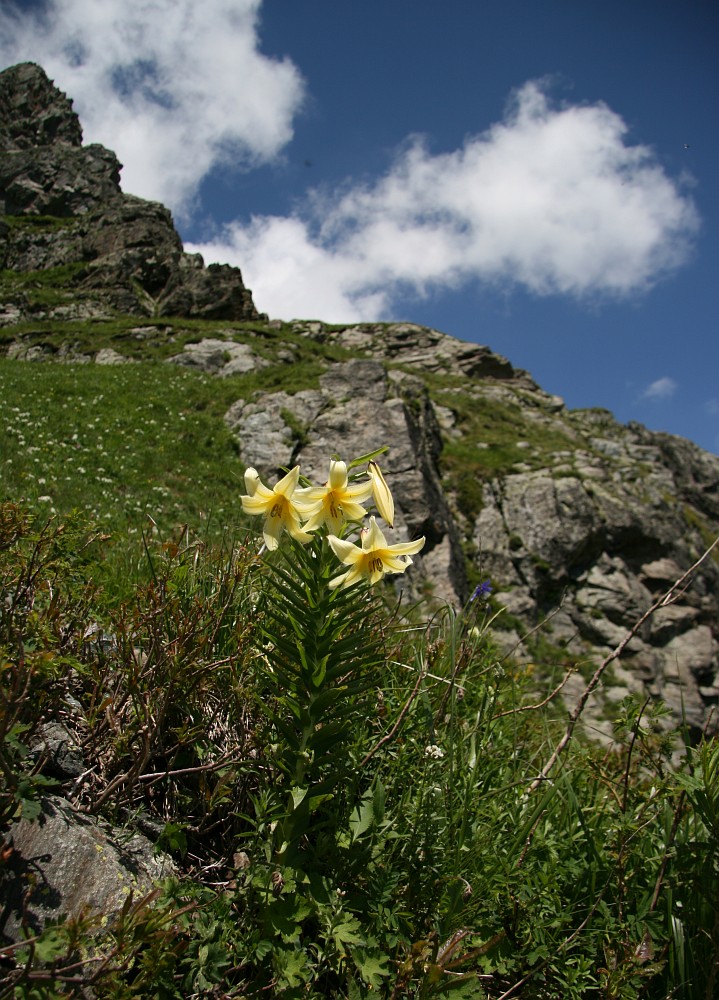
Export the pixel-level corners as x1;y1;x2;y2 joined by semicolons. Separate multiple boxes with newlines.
2;0;717;453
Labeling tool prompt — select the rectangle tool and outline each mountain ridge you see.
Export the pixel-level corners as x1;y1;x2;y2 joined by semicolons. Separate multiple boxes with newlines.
1;60;718;738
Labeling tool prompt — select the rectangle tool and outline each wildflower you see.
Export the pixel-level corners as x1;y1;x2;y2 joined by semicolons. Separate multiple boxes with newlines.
471;580;492;601
299;459;372;534
425;744;445;759
240;466;316;550
328;516;425;590
367;460;394;527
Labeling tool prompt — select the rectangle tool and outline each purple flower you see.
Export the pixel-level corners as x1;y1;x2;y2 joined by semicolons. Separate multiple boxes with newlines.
471;580;492;601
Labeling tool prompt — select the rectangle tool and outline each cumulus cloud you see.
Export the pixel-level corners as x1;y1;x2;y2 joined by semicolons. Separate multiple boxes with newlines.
640;377;678;401
0;0;305;213
189;81;699;320
0;4;699;320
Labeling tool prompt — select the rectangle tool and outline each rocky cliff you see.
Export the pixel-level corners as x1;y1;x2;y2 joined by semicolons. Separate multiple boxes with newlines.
0;62;260;322
1;62;718;738
215;320;719;739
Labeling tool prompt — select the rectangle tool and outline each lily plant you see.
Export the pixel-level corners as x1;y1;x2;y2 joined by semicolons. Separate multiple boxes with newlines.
237;452;424;872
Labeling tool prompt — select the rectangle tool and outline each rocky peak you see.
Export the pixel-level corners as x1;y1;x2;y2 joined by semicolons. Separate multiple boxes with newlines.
0;62;122;217
0;61;260;320
0;62;82;151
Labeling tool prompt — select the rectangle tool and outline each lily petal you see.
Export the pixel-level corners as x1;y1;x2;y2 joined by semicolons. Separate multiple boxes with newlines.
328;535;364;563
274;466;301;496
240;465;314;549
300;459;372;534
244;467;261;496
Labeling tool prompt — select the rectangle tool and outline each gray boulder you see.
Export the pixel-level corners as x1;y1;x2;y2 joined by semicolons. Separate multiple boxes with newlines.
1;796;175;944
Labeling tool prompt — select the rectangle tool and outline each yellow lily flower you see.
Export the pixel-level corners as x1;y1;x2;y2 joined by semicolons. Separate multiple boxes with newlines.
241;466;316;550
328;516;425;590
367;460;394;527
300;459;373;535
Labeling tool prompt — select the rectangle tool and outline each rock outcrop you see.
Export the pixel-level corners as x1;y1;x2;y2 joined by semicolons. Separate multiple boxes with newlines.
225;357;468;606
2;796;175;944
225;320;719;739
0;62;260;322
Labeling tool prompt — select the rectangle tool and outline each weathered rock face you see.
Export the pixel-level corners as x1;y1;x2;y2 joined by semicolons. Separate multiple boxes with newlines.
225;321;719;738
225;358;467;606
0;60;81;148
0;62;260;321
2;796;175;943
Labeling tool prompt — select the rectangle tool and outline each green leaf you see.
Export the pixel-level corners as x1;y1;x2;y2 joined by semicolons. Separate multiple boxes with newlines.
274;947;312;989
332;915;365;952
157;821;188;857
290;786;309;810
373;779;386;825
350;790;376;842
33;926;67;963
353;950;391;989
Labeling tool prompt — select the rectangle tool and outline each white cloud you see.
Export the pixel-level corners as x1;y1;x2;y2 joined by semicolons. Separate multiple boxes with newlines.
189;81;699;320
0;4;699;321
0;0;305;214
640;377;678;401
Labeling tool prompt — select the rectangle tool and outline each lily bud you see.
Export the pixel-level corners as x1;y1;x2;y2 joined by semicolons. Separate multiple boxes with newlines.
368;460;394;527
244;468;261;496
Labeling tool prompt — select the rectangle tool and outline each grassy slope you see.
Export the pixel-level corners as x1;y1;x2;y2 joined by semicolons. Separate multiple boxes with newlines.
1;288;718;994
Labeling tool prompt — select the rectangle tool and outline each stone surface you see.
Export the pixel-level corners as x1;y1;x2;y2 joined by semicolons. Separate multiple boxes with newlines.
226;358;467;606
167;337;269;375
94;347;135;365
1;796;175;943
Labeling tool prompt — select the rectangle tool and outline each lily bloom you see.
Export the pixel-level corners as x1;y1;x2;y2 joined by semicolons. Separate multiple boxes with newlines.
299;459;373;535
328;516;425;590
367;460;394;527
240;466;316;550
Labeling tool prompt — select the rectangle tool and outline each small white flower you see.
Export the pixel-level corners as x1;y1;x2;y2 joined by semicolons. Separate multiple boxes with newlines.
425;744;445;759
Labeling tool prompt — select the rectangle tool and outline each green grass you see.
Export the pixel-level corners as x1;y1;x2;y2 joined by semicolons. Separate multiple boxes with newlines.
0;313;360;362
0;359;248;539
0;350;352;598
0;260;89;304
1;213;80;233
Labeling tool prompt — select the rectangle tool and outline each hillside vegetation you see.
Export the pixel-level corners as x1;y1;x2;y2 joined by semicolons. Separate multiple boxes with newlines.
2;61;719;997
1;279;719;1000
1;417;719;996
